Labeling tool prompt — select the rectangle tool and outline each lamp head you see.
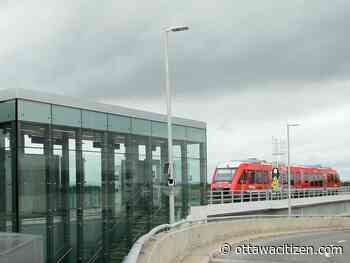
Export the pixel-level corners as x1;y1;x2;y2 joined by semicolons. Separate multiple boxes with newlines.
166;26;189;32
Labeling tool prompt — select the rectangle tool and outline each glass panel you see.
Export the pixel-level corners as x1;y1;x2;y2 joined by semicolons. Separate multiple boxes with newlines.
187;143;201;206
108;114;131;133
188;158;200;205
68;138;77;263
52;105;81;128
111;134;126;220
138;145;146;161
0;100;16;123
18;100;51;124
117;135;152;248
187;143;200;159
180;142;190;217
82;110;107;130
19;123;48;261
151;138;168;227
108;133;128;262
131;118;151;136
82;130;103;260
173;125;186;141
173;144;182;221
52;128;76;261
151;122;188;141
0;123;14;232
151;121;167;138
187;127;206;142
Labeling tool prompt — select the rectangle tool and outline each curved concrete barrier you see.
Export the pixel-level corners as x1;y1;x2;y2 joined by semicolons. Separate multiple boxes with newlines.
137;216;350;263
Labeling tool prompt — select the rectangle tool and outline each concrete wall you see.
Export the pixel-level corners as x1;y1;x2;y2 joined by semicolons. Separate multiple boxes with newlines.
138;216;350;263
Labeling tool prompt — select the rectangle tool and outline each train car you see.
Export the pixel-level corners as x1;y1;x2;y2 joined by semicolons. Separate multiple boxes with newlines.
211;159;341;192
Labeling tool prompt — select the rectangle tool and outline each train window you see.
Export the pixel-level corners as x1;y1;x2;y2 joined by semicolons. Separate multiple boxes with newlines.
255;171;263;184
309;174;314;186
214;168;237;182
303;173;309;184
309;173;322;187
248;170;255;184
294;173;300;185
319;174;323;186
315;174;320;186
254;170;269;184
279;174;287;185
290;173;295;186
314;174;318;186
300;171;304;183
263;171;269;184
327;174;331;183
293;173;296;184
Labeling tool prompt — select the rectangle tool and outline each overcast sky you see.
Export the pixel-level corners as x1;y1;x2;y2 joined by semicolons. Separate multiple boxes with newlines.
1;0;350;180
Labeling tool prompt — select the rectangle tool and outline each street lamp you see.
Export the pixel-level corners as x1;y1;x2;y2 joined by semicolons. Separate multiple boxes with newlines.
287;123;300;217
164;25;189;224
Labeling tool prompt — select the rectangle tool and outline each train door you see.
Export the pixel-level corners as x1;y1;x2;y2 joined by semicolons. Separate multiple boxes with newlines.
254;170;266;190
238;170;248;191
303;171;310;188
247;170;256;190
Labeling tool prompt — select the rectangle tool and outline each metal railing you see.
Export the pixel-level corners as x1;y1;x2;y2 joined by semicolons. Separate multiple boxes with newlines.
123;213;350;263
208;186;350;204
123;186;350;262
122;219;186;263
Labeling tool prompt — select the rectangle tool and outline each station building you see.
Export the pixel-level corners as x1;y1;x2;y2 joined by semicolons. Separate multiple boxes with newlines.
0;89;207;263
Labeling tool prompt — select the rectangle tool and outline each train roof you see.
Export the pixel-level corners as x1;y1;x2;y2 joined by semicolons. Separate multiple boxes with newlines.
216;160;243;169
216;159;271;169
216;160;336;171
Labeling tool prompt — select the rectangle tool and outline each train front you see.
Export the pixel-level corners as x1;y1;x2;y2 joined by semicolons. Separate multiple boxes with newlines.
211;161;240;193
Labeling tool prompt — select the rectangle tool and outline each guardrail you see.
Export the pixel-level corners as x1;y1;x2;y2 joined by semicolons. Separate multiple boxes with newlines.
208;186;350;204
127;214;350;263
122;219;186;263
123;187;350;262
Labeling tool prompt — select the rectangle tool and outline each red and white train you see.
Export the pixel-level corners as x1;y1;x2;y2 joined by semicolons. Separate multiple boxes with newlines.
211;159;341;191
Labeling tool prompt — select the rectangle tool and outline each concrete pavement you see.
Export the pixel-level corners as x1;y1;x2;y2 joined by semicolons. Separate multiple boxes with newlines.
211;230;350;263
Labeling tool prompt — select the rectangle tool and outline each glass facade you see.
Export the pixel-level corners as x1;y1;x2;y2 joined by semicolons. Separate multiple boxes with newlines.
0;97;207;263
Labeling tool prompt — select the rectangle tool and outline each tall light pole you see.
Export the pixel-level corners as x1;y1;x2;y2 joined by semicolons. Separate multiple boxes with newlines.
164;25;189;224
287;123;300;217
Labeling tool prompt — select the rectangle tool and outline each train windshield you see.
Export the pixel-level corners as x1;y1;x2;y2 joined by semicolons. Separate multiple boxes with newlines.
214;168;237;182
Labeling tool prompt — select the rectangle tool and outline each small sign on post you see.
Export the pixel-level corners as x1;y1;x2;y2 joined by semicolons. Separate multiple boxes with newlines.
164;162;175;186
272;167;280;177
272;167;280;191
168;178;175;186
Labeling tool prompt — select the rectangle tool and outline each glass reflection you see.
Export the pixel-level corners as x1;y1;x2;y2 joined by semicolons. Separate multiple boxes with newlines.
0;116;206;263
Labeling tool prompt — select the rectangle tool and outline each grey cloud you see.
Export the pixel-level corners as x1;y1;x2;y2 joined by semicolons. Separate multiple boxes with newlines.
2;1;350;99
1;0;350;180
